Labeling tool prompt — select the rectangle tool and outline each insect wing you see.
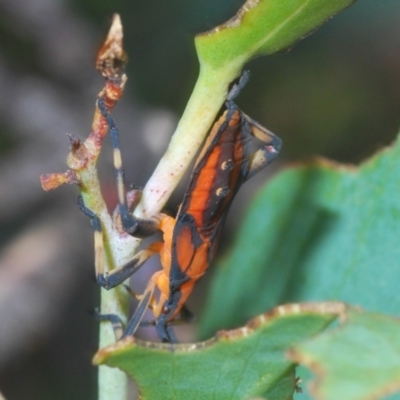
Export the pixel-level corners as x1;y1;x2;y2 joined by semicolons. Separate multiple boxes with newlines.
170;213;209;289
179;109;252;238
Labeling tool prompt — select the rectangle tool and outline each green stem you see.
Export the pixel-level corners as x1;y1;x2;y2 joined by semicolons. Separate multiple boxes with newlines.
134;64;241;218
97;235;133;400
98;287;130;400
79;163;137;400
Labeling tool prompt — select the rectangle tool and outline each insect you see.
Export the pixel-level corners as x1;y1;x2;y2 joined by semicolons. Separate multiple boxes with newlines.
80;71;282;342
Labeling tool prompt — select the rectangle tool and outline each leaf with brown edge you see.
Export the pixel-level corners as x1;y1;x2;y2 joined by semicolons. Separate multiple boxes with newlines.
288;309;400;400
94;302;347;400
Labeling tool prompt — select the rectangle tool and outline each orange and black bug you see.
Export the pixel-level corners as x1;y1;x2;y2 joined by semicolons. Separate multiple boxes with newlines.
80;71;282;342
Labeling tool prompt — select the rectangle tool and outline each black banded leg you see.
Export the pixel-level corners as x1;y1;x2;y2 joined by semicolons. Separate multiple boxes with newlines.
95;286;157;341
133;307;192;342
155;315;177;343
78;196;102;232
94;308;124;341
95;285;156;342
97;241;163;290
97;97;160;238
78;196;162;289
165;325;177;343
120;281;156;339
78;196;105;277
97;97;137;234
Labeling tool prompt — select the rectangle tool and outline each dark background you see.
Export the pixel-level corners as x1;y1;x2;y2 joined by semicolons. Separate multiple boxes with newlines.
0;0;399;399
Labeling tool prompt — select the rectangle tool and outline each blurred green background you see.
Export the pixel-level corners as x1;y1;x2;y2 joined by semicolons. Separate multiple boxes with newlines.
0;0;399;399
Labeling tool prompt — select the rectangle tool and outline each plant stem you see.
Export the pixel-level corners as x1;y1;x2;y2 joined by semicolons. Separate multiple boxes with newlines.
79;158;136;400
134;64;241;218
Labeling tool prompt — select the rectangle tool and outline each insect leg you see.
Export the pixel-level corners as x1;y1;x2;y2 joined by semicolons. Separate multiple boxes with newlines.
97;241;163;290
94;308;124;341
153;288;184;343
78;195;161;287
77;195;101;231
227;70;250;102
78;196;105;278
120;279;157;338
97;97;160;238
165;325;177;343
153;316;177;343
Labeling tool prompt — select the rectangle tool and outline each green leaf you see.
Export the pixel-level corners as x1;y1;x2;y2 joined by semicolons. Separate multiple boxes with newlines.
289;309;400;400
195;0;357;73
200;136;400;338
93;303;345;400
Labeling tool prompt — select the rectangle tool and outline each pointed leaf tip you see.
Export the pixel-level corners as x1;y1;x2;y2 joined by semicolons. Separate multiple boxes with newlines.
96;13;127;78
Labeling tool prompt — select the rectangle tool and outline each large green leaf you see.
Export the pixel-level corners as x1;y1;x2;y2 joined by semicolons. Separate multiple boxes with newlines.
200;135;400;338
93;303;345;400
196;0;357;73
289;309;400;400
